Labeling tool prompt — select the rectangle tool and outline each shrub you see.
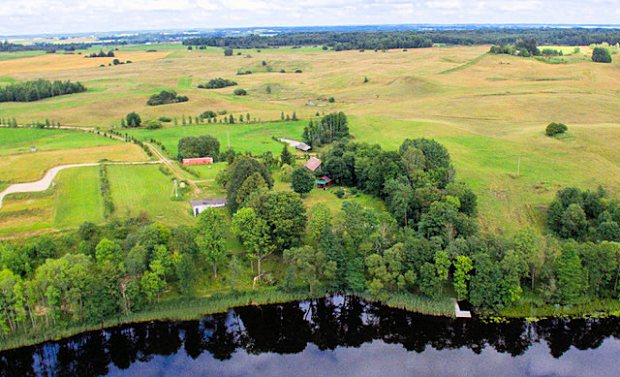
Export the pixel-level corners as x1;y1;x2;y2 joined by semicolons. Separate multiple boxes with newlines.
295;69;303;73
158;116;172;123
335;188;345;198
147;90;189;106
224;48;233;56
145;120;162;129
200;110;217;120
546;122;568;137
198;78;237;89
592;47;612;63
328;97;335;103
233;88;247;96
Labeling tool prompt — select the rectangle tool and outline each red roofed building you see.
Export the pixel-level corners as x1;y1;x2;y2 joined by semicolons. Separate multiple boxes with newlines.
183;157;213;166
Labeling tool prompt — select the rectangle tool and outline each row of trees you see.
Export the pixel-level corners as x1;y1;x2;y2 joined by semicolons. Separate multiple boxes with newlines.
0;79;86;103
85;50;115;58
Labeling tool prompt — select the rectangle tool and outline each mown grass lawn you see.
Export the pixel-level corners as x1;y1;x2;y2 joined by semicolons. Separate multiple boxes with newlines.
107;164;194;225
53;166;104;228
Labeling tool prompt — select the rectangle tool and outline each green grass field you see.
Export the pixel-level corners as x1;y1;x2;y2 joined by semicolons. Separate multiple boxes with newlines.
53;166;104;228
125;121;306;156
0;128;118;155
107;164;193;225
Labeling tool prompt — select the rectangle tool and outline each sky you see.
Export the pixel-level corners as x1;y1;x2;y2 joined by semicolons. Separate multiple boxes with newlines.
1;0;620;36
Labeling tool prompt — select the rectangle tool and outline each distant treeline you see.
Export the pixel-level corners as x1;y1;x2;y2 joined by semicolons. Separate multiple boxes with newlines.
183;28;620;50
0;79;86;102
0;41;93;53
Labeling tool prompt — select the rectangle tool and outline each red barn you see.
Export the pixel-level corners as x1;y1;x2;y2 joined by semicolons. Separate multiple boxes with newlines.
183;157;213;166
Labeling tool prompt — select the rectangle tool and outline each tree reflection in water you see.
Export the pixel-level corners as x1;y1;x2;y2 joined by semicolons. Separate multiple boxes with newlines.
1;295;620;377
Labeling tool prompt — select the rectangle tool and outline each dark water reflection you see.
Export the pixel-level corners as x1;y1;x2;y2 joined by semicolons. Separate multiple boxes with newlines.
2;295;620;376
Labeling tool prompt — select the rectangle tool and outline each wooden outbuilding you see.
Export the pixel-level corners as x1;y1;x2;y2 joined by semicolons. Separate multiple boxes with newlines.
315;176;333;190
304;157;322;172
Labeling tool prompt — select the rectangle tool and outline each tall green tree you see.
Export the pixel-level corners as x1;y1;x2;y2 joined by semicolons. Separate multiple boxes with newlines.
453;255;473;300
232;207;274;279
195;208;227;279
291;167;315;196
284;246;335;295
280;145;295;166
554;242;585;304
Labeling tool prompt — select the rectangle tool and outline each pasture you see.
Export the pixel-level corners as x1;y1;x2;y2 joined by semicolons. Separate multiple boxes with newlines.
126;121;305;157
0;128;117;155
0;43;619;234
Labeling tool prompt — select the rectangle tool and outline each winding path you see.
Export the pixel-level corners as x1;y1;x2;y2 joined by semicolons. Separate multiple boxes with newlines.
0;161;161;209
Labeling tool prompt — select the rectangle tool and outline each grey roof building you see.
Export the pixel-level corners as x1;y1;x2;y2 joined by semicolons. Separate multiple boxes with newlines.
190;198;227;216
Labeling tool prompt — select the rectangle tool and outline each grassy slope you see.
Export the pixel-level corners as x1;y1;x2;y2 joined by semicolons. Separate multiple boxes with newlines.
0;45;619;233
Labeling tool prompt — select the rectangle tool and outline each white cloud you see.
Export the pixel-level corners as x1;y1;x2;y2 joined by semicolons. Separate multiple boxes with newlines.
0;0;618;36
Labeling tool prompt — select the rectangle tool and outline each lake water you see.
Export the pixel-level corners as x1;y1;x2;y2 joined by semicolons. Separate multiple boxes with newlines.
1;295;620;377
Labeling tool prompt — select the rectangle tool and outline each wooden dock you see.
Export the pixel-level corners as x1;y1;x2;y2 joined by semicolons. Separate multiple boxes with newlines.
454;299;472;318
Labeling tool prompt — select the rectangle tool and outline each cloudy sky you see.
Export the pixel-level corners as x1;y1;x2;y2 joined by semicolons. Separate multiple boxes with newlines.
2;0;619;36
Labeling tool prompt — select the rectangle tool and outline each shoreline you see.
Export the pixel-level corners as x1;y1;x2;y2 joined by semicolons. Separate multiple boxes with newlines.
2;289;619;352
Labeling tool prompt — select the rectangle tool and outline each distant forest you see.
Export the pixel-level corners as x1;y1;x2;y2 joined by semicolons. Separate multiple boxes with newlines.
0;41;94;53
184;28;620;51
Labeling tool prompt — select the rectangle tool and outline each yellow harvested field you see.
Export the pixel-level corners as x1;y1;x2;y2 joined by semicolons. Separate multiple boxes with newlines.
0;50;169;76
0;143;148;183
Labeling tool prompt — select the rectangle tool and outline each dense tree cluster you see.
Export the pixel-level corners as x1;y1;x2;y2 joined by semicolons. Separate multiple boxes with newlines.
197;78;237;89
177;135;220;161
0;79;86;103
490;38;540;57
146;90;189;106
302;112;350;147
547;187;620;242
320;138;477;243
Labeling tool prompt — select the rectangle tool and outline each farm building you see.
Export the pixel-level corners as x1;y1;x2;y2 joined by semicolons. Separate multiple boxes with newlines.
183;157;213;166
304;157;322;172
279;138;312;152
316;176;333;190
190;198;227;216
296;142;311;152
